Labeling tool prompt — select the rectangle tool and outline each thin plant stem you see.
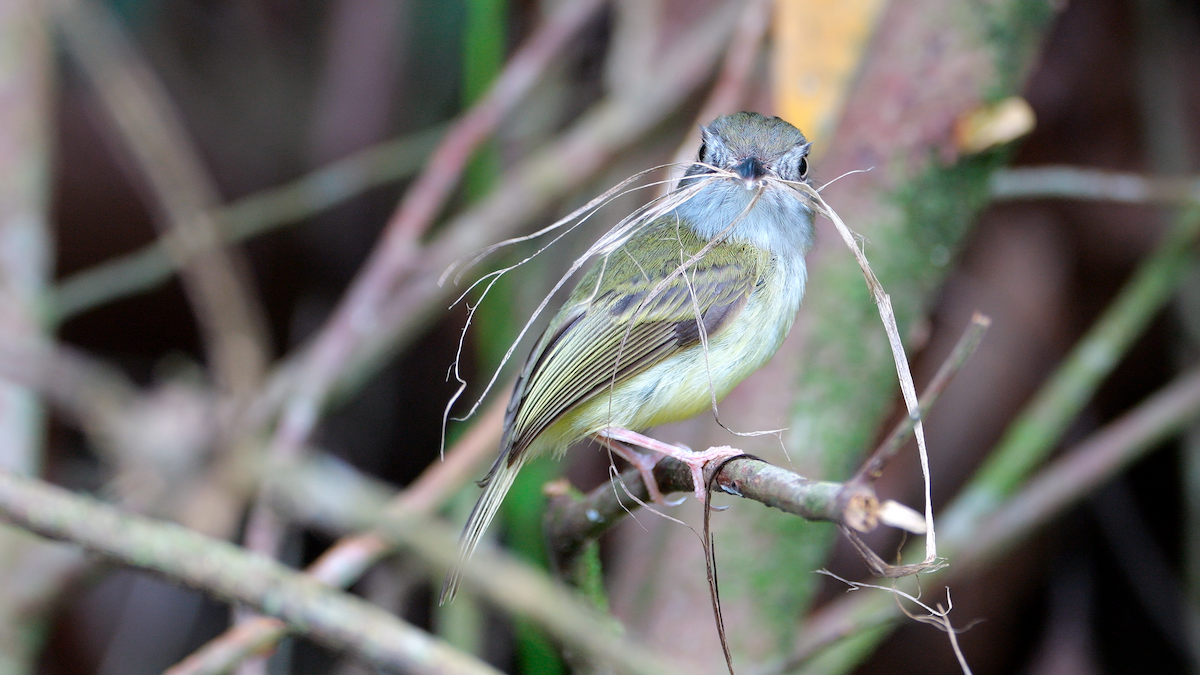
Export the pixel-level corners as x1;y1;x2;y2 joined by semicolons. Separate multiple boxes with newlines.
0;470;505;675
51;0;270;398
941;205;1200;540
990;166;1200;204
50;126;445;322
763;206;1200;675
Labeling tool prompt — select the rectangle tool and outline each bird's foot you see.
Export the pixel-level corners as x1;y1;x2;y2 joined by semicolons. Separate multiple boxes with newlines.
592;433;683;506
597;428;744;504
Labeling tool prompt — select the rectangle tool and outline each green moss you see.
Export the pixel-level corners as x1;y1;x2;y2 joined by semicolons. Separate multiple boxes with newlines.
745;147;1013;643
974;0;1058;100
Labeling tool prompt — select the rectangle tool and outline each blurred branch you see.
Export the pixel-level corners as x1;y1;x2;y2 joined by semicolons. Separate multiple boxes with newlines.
240;0;610;567
0;340;135;442
990;166;1200;204
768;362;1200;675
52;0;270;397
0;3;90;672
51;126;445;322
765;205;1200;674
309;0;744;405
0;471;505;675
942;204;1200;539
167;399;505;675
0;414;695;675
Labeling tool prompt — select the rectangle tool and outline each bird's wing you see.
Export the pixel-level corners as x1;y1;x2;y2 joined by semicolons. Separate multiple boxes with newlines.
501;229;768;462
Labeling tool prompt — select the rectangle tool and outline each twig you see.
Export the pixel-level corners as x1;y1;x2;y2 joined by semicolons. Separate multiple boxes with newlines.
762;207;1200;674
166;398;504;675
852;313;990;485
544;454;915;580
990;166;1200;204
940;204;1200;540
767;363;1200;674
310;0;744;405
0;471;504;675
240;0;609;568
51;126;445;322
51;0;270;398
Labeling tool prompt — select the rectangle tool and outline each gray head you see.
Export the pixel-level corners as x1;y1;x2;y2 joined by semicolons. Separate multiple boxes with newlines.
675;112;815;256
684;111;812;187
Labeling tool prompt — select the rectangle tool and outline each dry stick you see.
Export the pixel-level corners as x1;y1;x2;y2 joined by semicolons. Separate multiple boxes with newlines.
51;0;269;398
165;399;505;675
0;470;504;675
239;0;608;567
851;313;991;485
51;125;446;322
545;314;990;573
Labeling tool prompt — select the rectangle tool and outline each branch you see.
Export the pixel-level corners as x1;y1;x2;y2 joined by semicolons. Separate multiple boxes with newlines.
545;457;886;577
165;397;503;675
51;125;445;322
768;363;1200;674
0;471;503;675
990;166;1200;204
51;0;269;397
239;0;610;567
764;206;1200;673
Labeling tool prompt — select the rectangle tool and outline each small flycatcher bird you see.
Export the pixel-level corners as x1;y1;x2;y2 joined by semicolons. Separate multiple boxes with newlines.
441;111;816;603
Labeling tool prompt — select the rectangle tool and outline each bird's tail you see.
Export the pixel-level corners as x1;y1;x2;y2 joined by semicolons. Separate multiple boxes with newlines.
439;452;528;605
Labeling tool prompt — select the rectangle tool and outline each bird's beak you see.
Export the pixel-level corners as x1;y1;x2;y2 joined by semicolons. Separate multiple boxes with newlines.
733;157;766;189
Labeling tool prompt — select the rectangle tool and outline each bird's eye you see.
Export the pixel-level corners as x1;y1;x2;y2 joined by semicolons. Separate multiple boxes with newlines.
798;157;809;179
697;142;709;164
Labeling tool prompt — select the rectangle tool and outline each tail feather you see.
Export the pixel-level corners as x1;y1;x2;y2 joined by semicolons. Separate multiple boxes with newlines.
439;453;528;604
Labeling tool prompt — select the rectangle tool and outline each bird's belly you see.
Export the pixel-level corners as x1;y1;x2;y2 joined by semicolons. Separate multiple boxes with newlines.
555;259;805;444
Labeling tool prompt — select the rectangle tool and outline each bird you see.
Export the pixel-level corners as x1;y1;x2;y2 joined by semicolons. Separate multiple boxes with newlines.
441;111;816;604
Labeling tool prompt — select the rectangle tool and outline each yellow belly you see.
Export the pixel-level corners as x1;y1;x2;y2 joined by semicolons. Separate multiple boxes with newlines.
526;253;806;457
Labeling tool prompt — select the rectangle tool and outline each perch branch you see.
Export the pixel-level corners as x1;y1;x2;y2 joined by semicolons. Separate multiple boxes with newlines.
546;313;990;575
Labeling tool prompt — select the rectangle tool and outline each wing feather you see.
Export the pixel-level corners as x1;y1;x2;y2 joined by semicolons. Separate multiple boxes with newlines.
502;219;770;461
